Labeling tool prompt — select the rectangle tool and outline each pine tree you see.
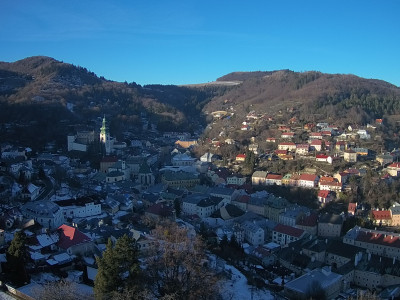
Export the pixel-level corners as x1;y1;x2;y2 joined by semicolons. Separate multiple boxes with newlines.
94;235;140;300
6;231;29;286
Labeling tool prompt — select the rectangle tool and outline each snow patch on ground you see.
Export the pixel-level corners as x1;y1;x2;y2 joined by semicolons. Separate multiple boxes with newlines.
220;264;274;300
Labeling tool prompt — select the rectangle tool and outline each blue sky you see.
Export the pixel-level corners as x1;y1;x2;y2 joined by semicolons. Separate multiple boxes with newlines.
1;1;399;86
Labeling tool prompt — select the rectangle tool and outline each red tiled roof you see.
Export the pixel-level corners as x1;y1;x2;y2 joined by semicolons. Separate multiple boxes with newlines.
318;190;330;198
297;213;318;227
266;174;283;180
388;162;400;169
310;132;322;136
316;154;329;159
275;150;287;155
356;230;400;248
299;173;318;182
236;154;246;159
237;195;251;203
273;224;304;237
310;140;322;145
372;210;392;220
57;224;91;250
296;144;309;149
348;203;357;212
146;203;174;217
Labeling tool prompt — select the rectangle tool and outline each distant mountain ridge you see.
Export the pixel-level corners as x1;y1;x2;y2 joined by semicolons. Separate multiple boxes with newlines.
1;56;400;150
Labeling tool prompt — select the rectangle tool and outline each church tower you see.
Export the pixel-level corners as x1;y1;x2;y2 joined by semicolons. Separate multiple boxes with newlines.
100;115;112;155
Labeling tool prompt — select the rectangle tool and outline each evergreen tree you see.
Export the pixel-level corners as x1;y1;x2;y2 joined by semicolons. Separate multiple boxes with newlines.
94;235;140;300
6;231;29;286
174;198;181;218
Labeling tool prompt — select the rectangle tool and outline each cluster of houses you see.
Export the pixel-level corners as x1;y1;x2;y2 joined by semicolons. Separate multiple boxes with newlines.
2;112;400;299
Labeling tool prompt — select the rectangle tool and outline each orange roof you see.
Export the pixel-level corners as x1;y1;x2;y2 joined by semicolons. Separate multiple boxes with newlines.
57;224;91;249
319;176;335;183
372;210;391;220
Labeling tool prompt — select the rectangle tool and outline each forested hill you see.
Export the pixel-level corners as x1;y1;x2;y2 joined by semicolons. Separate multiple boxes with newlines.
1;56;400;151
205;70;400;127
0;56;224;150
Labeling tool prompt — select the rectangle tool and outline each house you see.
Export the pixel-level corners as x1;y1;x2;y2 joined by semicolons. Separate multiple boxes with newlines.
281;173;292;186
248;144;259;154
252;171;267;185
209;186;240;204
319;181;342;192
272;224;306;246
226;174;246;186
348;202;357;216
376;154;394;166
387;162;400;177
242;221;265;246
265;173;283;186
284;267;342;300
371;209;392;226
266;137;276;143
21;201;64;229
343;226;400;259
182;193;208;216
309;132;323;140
21;183;41;201
391;203;400;226
275;149;288;156
309;139;324;151
279;205;310;227
315;154;332;164
335;141;347;151
145;203;175;221
357;129;371;139
298;174;319;188
318;213;343;237
172;153;197;166
296;213;318;235
55;196;102;220
200;152;218;162
296;144;309;155
57;224;94;255
353;147;369;156
318;190;334;204
278;142;296;152
100;156;118;173
281;132;294;139
235;154;246;162
334;172;349;183
161;170;200;188
344;149;357;162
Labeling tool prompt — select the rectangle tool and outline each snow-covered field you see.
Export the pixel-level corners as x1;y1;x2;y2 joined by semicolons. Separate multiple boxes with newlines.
220;264;274;300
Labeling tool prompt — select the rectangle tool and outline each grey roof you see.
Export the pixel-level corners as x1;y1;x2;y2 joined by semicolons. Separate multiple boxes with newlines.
197;196;223;208
21;200;61;218
319;213;343;224
183;193;209;204
326;240;363;259
285;268;342;294
209;186;236;196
